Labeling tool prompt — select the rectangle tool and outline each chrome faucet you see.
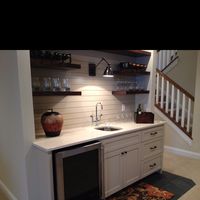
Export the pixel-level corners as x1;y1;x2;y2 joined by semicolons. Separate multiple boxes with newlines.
90;102;103;125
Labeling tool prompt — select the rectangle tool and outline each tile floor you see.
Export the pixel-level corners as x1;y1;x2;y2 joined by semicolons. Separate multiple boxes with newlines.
163;151;200;200
0;189;9;200
0;151;199;200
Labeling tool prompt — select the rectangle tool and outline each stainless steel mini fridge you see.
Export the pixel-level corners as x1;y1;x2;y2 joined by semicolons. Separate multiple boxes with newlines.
53;141;102;200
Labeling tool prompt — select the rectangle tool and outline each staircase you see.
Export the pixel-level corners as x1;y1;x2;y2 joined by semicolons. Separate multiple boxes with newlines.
155;51;195;140
157;50;179;73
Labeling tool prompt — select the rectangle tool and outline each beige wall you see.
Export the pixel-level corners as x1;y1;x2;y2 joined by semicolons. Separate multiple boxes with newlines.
32;51;152;136
161;50;200;153
0;50;153;199
167;50;197;96
0;50;35;200
189;50;200;152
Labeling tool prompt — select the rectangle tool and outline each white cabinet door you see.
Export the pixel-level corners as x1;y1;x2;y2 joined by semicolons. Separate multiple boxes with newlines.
104;150;123;197
104;144;141;197
123;144;140;187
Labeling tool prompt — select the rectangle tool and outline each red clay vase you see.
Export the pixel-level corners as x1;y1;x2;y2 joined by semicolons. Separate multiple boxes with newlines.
41;109;63;137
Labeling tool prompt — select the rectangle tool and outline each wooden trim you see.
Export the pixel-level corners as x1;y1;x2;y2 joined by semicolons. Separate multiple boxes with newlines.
160;56;179;72
31;58;81;70
156;69;194;101
112;90;149;96
155;103;193;139
33;91;82;96
114;70;150;76
98;50;151;57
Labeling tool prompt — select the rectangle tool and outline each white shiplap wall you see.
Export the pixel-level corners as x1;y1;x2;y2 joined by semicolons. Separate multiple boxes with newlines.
31;51;148;136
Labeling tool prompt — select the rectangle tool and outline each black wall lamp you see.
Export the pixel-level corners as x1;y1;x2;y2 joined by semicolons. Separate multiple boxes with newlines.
88;57;114;77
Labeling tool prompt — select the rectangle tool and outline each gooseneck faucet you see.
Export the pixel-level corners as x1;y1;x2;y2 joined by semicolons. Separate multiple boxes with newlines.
90;102;103;125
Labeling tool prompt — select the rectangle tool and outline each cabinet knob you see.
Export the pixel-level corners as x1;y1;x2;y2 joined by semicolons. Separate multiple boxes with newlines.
150;132;158;136
121;152;125;155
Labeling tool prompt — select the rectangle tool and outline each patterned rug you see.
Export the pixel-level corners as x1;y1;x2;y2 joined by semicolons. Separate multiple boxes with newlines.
106;171;196;200
106;182;174;200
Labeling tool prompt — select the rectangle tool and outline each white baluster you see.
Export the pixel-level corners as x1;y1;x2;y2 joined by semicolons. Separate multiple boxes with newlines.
159;51;163;70
171;50;175;61
162;50;166;70
156;73;160;104
161;77;164;109
165;81;169;113
176;89;180;122
158;51;161;70
169;50;172;62
175;50;178;57
187;98;191;132
181;94;186;127
170;85;174;118
166;50;170;66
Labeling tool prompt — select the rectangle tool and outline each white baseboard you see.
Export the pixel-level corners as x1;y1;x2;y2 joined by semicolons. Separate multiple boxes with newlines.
154;107;192;145
164;145;200;159
0;179;18;200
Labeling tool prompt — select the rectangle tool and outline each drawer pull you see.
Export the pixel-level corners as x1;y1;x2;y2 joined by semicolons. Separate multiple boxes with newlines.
149;163;156;168
121;151;127;155
150;132;158;136
150;146;157;150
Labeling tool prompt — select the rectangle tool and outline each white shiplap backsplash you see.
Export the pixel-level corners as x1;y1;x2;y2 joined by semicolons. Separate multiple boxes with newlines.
31;51;148;136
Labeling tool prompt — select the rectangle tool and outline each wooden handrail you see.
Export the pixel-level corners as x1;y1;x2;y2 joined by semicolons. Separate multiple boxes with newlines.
156;69;195;101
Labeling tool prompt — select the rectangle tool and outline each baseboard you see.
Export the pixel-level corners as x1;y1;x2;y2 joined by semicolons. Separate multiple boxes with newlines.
0;179;18;200
164;145;200;160
154;107;192;145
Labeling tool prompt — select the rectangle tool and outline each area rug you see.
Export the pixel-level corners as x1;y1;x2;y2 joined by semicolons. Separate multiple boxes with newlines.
107;182;174;200
106;171;195;200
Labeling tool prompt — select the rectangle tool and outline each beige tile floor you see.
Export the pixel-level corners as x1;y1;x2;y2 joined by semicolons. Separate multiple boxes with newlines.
163;151;200;200
0;189;9;200
0;151;199;200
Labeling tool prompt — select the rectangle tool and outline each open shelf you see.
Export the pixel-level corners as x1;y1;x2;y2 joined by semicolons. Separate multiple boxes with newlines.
31;59;81;70
114;69;150;76
98;50;151;57
33;91;82;96
112;90;149;96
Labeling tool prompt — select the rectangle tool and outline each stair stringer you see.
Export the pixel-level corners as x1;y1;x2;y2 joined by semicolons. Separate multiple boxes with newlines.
154;106;192;145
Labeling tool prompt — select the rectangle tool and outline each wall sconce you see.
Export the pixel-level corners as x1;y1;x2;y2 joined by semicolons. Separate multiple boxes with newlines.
88;57;114;77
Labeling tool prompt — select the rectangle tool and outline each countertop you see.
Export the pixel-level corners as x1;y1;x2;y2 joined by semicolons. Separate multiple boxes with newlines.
33;120;165;152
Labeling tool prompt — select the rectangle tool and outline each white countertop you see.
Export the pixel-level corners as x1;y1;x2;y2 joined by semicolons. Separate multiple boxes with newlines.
33;120;165;152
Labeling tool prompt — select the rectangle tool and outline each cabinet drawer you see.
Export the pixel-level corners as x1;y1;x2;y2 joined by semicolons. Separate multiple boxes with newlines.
103;133;140;153
142;139;163;160
142;155;162;178
142;126;164;142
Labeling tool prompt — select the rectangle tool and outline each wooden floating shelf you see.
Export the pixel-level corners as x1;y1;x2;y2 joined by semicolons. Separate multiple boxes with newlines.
112;90;149;96
98;50;151;57
114;70;150;76
33;91;82;96
31;59;81;70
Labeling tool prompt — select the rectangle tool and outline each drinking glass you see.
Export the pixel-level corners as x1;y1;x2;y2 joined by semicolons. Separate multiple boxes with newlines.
61;78;70;91
42;77;51;91
52;77;61;91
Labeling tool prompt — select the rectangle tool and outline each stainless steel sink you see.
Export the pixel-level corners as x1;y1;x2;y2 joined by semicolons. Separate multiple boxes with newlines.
95;126;122;131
